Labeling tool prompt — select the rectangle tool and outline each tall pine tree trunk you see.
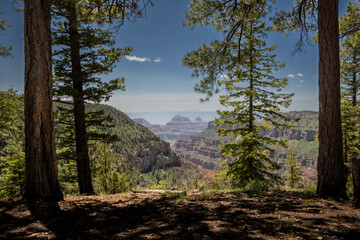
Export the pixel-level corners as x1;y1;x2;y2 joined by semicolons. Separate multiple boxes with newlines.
249;23;254;133
68;2;94;195
317;0;346;198
352;67;357;106
24;0;63;201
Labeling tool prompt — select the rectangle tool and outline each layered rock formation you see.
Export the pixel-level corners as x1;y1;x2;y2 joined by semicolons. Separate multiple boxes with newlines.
173;122;224;170
257;128;317;141
134;115;208;143
126;141;181;172
173;113;318;180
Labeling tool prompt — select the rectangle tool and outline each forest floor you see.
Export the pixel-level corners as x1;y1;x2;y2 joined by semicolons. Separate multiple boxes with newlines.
1;190;360;240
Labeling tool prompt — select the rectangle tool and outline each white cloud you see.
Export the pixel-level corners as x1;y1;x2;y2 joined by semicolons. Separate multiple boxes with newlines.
125;55;150;62
220;74;230;79
299;80;305;83
288;74;295;78
298;73;304;77
297;85;303;88
154;57;161;63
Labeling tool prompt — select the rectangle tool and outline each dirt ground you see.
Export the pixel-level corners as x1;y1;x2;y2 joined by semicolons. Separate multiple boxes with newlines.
0;191;360;240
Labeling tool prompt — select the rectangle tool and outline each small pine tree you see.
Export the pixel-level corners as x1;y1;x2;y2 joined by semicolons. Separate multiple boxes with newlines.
91;143;130;194
284;147;302;188
109;171;129;194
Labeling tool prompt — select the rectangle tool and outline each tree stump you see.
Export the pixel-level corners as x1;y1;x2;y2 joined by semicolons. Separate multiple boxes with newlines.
26;200;60;221
352;157;360;208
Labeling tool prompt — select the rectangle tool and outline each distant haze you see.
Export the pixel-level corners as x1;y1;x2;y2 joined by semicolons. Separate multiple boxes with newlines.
127;112;219;125
127;110;319;125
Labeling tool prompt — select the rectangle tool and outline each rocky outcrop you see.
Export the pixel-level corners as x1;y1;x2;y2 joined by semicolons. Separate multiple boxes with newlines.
169;115;191;122
206;121;217;130
126;142;181;172
182;154;217;170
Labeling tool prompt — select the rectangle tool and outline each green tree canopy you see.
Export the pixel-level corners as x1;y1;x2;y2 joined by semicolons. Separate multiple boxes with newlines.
0;8;12;57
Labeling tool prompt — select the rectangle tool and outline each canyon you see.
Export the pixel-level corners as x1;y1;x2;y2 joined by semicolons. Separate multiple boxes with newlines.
133;115;208;144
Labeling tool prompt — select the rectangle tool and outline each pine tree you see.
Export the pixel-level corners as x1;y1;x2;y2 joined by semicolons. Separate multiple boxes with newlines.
339;1;360;162
91;143;130;194
92;143;116;193
52;0;135;194
184;0;293;187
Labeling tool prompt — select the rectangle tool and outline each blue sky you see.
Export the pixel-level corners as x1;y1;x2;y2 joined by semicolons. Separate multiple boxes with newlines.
0;0;352;115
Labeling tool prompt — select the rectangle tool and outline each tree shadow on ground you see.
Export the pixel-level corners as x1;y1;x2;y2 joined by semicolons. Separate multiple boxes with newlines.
1;191;360;239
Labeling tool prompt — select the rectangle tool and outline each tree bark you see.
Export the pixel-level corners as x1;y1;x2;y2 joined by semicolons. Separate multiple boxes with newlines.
24;0;63;201
352;157;360;208
317;0;346;198
68;1;94;195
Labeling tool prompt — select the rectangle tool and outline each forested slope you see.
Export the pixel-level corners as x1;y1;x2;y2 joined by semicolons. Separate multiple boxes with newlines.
1;98;199;197
85;103;163;156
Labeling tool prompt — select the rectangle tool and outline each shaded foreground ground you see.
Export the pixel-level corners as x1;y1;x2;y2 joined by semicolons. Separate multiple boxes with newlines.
1;191;360;239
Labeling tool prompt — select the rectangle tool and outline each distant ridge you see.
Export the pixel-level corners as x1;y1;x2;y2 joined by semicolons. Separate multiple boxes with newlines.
133;118;151;125
133;118;160;128
126;112;218;125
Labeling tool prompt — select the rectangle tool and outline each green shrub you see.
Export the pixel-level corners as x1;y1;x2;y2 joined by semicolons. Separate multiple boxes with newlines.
212;162;232;190
151;180;169;190
301;181;317;196
109;171;129;194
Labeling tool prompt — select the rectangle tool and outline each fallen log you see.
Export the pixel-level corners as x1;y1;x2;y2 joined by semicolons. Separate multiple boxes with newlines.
132;189;186;197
